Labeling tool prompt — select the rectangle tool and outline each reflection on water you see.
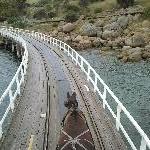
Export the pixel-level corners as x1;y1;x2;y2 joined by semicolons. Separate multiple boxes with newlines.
0;48;20;137
80;49;150;148
0;49;20;96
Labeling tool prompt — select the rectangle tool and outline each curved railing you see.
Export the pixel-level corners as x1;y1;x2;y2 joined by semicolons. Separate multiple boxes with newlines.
1;26;150;150
0;27;28;139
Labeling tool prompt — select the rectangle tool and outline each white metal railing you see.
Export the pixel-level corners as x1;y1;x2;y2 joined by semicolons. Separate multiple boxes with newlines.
1;26;150;150
0;27;28;139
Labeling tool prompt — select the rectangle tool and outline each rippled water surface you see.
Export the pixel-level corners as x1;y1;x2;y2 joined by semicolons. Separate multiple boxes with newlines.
80;50;150;148
0;49;20;97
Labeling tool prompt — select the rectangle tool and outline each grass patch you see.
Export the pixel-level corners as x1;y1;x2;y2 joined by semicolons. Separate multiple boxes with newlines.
137;0;150;8
88;0;116;12
27;0;40;4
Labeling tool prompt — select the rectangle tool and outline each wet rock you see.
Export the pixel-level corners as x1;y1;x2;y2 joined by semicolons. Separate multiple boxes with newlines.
119;47;143;62
102;30;122;40
101;47;111;51
103;22;120;31
80;23;97;37
142;20;150;27
142;51;150;59
122;46;131;51
128;47;142;62
64;36;72;44
62;23;76;33
94;20;104;27
125;35;145;47
117;16;129;29
92;37;102;47
73;35;83;43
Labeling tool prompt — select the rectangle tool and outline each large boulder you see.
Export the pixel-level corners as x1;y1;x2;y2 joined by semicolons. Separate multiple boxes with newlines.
79;39;92;49
119;47;142;62
128;47;142;62
94;20;104;27
125;35;145;47
102;30;122;40
117;16;129;29
80;23;97;37
103;16;128;31
62;23;76;33
73;35;83;43
103;22;120;31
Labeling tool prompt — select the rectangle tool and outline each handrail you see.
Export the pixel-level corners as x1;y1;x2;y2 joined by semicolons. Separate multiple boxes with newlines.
1;26;150;150
0;27;28;139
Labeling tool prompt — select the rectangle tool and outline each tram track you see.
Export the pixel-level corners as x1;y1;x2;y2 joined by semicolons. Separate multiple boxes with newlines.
24;36;106;150
17;34;126;150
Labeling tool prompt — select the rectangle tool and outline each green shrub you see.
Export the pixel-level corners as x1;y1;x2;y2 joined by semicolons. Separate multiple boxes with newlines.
117;0;134;8
33;8;48;20
94;8;102;13
65;4;80;12
7;17;29;28
65;11;79;22
143;7;150;19
52;22;59;27
89;19;95;23
48;11;56;18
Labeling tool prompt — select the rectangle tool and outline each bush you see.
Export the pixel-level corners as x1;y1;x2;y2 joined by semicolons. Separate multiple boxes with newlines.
65;11;79;22
117;0;134;8
52;22;59;27
48;11;56;18
143;7;150;19
65;4;80;12
33;9;48;20
7;17;29;28
94;8;102;13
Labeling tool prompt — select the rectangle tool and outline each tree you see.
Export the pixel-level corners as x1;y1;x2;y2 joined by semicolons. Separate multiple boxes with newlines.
79;0;88;7
0;0;28;19
117;0;134;8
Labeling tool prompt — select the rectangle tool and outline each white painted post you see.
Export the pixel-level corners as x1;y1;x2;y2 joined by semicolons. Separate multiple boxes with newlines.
9;89;14;111
0;122;2;139
81;59;83;70
87;66;90;81
102;87;107;109
75;53;78;66
67;45;70;56
116;104;122;131
94;75;97;92
21;67;24;83
16;75;20;95
140;137;146;150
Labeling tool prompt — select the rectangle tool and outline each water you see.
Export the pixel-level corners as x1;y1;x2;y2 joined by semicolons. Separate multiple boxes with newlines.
79;49;150;149
0;49;20;96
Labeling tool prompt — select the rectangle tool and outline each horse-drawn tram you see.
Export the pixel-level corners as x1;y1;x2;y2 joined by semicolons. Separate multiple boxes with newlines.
56;92;95;150
48;92;126;150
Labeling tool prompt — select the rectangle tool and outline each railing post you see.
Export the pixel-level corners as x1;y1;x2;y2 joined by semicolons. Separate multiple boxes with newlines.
116;104;122;131
16;75;20;95
75;53;78;66
9;89;14;111
94;75;97;92
81;59;83;70
21;67;25;83
67;46;70;56
102;86;107;109
140;137;146;150
0;122;2;139
87;66;90;81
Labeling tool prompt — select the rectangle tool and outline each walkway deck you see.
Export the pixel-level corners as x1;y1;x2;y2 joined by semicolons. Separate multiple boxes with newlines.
0;35;127;150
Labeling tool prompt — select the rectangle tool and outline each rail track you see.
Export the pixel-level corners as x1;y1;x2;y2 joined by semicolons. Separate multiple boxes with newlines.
22;35;126;150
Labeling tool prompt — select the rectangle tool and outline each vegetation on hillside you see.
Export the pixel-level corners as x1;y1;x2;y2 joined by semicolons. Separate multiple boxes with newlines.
0;0;150;28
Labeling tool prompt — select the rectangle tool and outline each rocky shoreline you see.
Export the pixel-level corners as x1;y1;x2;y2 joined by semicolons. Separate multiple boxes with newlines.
45;6;150;63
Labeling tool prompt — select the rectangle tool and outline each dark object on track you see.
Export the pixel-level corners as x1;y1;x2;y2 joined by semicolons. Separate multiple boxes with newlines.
56;92;95;150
